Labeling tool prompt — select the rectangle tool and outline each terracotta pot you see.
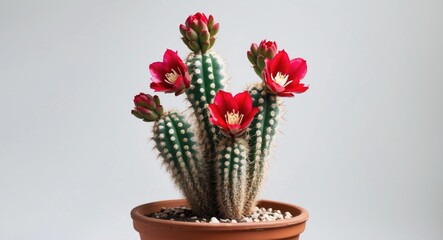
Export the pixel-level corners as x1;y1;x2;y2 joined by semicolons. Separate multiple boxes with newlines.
131;199;308;240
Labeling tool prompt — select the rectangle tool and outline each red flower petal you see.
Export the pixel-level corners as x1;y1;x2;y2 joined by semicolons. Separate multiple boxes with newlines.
214;90;235;114
268;50;290;76
173;76;185;88
150;82;174;92
265;73;286;93
277;92;295;97
173;77;188;96
163;49;185;74
163;49;178;65
164;49;189;88
208;104;229;130
149;62;169;84
288;58;307;82
240;107;259;129
233;91;252;115
285;83;309;94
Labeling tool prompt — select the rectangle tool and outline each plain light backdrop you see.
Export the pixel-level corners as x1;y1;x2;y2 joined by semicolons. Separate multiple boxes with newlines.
1;0;442;239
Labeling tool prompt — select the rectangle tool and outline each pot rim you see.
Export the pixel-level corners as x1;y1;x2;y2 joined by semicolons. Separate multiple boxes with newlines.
131;199;309;230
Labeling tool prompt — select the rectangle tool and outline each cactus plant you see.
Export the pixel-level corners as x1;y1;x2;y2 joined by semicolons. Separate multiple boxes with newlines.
131;12;309;220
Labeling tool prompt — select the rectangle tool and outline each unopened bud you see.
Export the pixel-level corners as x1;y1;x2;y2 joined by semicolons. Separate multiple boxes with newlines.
131;93;163;122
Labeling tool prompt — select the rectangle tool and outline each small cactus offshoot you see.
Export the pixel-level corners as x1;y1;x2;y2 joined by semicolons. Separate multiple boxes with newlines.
131;12;309;219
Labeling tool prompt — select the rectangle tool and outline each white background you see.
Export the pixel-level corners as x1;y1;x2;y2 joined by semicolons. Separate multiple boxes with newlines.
1;0;442;239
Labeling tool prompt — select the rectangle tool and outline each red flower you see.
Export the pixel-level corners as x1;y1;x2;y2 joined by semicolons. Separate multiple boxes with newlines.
149;49;190;96
263;50;309;97
208;90;259;137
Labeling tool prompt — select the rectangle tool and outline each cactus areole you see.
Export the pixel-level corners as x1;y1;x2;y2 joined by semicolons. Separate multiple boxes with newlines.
131;12;309;220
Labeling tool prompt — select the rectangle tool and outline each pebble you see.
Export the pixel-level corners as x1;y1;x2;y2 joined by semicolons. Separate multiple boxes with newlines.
149;206;294;224
284;211;293;219
176;209;184;214
260;207;267;214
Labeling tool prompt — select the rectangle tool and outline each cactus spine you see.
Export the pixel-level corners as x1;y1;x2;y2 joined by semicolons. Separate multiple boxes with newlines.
244;83;280;213
133;13;307;220
154;61;279;218
185;51;226;215
152;111;210;215
150;17;279;219
215;138;248;219
185;51;226;156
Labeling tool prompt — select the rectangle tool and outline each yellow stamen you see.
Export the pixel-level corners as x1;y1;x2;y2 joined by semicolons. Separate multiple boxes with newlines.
164;69;181;84
225;110;244;125
272;72;293;87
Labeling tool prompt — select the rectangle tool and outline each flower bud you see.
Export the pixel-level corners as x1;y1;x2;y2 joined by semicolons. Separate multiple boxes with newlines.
209;23;219;36
247;51;256;66
209;36;216;48
180;12;219;53
131;93;164;122
208;15;215;29
250;43;259;56
259;40;278;58
153;95;161;106
247;40;278;79
179;24;187;37
199;30;210;44
257;55;266;70
186;28;199;41
186;12;208;27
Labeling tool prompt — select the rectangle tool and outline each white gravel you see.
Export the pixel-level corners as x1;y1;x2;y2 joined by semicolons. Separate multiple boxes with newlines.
149;206;293;223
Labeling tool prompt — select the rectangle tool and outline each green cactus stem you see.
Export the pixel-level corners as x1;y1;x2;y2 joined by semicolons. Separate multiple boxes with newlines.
152;111;212;215
215;137;249;219
184;51;227;211
185;51;226;155
244;82;280;213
